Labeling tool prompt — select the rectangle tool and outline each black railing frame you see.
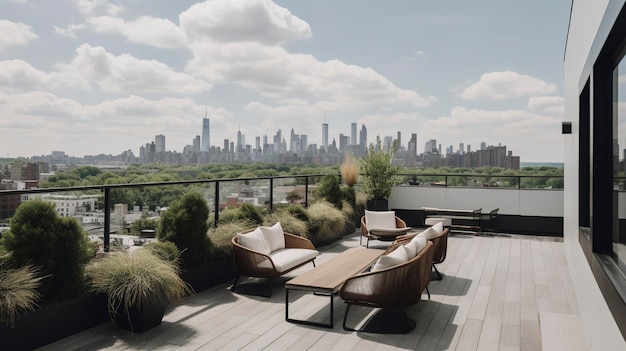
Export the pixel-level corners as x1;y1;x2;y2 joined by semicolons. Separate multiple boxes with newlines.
0;172;564;251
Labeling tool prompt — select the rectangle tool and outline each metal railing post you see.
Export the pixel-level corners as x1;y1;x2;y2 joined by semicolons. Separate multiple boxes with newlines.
214;181;220;227
103;187;110;252
269;178;274;212
305;176;309;208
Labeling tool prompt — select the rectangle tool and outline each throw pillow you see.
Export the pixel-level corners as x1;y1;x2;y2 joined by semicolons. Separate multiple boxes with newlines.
260;222;286;252
421;226;439;240
365;210;396;230
372;245;409;271
433;222;444;234
407;234;427;257
237;227;271;255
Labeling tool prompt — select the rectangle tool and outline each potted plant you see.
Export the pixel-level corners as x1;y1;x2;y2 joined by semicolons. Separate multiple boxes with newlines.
360;137;402;210
85;248;192;333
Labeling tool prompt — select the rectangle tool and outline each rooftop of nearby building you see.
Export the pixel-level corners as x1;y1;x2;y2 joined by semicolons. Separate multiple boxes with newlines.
38;230;585;351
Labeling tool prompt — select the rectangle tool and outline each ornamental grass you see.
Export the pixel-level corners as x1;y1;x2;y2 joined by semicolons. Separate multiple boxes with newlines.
0;264;43;326
263;210;309;239
307;201;346;246
85;249;192;317
340;153;360;188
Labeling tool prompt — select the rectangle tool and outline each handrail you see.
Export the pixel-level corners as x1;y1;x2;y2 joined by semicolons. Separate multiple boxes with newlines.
0;172;564;251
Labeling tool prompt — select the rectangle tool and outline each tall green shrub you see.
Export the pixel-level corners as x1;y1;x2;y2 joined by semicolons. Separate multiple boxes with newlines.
1;199;93;305
317;174;342;209
158;192;212;268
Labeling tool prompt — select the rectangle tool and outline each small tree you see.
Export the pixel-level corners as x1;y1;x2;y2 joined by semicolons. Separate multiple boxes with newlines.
1;199;93;305
158;192;212;268
316;174;342;209
360;137;402;200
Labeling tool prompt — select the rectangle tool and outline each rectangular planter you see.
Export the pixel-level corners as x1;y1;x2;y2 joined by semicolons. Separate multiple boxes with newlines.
180;258;238;293
0;294;109;351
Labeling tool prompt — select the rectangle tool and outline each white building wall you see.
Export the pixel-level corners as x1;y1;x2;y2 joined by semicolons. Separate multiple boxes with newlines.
390;186;561;217
564;0;626;349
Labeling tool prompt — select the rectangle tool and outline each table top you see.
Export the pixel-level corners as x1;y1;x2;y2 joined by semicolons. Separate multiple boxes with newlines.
285;247;384;293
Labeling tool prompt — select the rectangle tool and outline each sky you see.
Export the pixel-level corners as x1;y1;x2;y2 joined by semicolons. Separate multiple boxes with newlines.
0;0;572;162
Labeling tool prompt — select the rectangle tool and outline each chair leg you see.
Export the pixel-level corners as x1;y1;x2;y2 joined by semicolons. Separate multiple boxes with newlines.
425;286;431;300
360;235;363;246
366;237;370;248
231;276;240;292
431;263;443;281
343;303;357;331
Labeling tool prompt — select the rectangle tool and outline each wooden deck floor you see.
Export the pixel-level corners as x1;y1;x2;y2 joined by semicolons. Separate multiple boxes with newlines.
38;231;584;351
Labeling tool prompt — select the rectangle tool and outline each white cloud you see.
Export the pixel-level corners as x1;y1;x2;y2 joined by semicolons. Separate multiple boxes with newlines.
55;44;210;94
460;71;557;100
187;41;431;109
54;23;88;38
0;91;230;155
87;16;188;49
74;0;124;16
0;60;51;91
421;106;562;161
180;0;311;45
527;96;564;115
0;20;38;49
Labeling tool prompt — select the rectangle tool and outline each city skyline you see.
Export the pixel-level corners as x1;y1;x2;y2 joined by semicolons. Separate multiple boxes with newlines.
0;1;570;161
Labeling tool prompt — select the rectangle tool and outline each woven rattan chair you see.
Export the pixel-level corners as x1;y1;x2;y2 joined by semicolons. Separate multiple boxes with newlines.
231;228;317;297
360;214;411;248
339;240;434;333
395;227;449;281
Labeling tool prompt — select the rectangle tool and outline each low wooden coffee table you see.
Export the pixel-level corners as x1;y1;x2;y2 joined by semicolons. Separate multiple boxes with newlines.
285;247;384;328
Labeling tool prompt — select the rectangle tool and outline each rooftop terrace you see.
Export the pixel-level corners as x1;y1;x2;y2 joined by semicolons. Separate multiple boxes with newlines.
38;230;584;351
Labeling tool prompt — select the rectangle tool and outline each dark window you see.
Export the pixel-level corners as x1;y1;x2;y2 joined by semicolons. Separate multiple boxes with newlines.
586;2;626;339
579;79;591;230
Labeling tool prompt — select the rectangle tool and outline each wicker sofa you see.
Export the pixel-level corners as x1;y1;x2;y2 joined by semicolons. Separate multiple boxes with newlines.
396;223;450;281
231;223;319;297
340;240;434;333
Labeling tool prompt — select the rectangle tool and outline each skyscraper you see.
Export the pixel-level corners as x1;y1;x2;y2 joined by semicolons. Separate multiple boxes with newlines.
155;134;165;153
397;131;401;150
201;116;210;153
409;133;417;156
359;124;367;155
351;123;357;145
322;123;328;148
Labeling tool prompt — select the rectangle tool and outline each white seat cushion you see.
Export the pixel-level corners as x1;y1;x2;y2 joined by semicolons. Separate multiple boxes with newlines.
365;210;397;231
372;245;409;271
260;222;285;252
237;227;271;255
269;248;319;272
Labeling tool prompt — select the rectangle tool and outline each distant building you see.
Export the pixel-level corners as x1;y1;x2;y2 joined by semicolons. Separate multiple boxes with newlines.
202;117;210;153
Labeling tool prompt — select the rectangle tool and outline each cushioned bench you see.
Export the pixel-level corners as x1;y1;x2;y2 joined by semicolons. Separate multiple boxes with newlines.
231;222;319;297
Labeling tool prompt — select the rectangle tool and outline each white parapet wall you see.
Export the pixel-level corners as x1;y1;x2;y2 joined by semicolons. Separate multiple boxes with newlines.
389;185;563;217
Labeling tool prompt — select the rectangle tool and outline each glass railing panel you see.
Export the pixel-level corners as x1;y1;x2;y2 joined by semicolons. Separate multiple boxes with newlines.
273;176;306;209
400;175;447;186
520;176;564;189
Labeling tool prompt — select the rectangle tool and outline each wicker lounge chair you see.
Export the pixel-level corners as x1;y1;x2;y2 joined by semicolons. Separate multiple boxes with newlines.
231;226;318;297
340;240;434;333
361;210;412;248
